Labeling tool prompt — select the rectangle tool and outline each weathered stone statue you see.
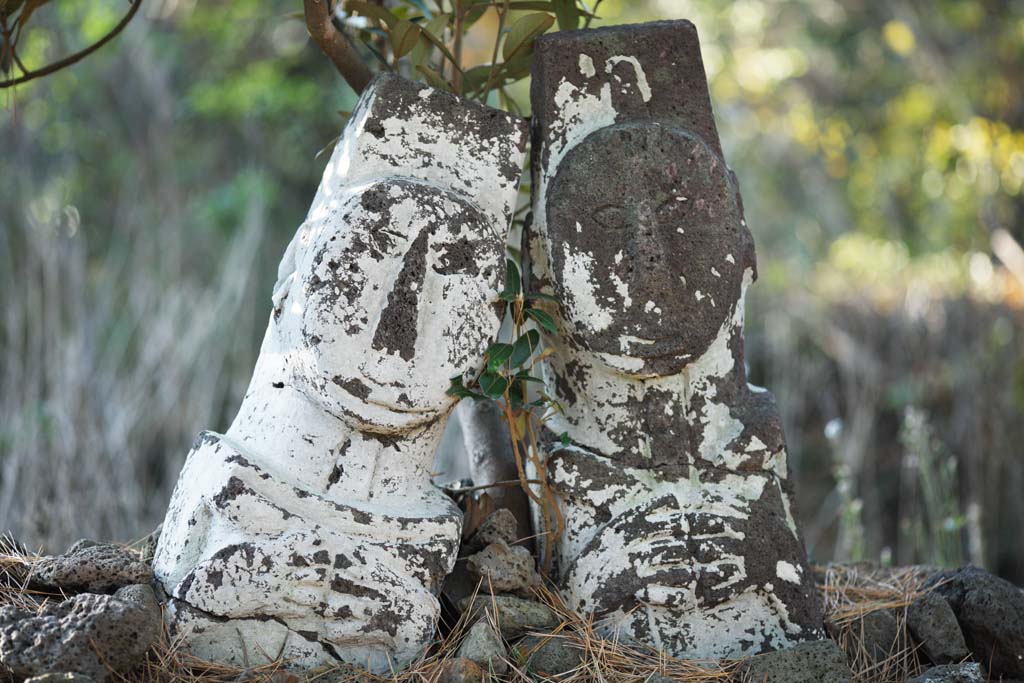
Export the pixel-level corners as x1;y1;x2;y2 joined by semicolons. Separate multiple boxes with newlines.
153;74;527;671
526;21;824;658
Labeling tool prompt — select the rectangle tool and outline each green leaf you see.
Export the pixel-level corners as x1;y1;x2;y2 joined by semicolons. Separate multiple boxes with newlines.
526;307;557;334
391;19;421;58
462;64;493;93
447;375;475;398
552;0;579;30
559;431;571;446
479;371;510;399
486;342;515;370
515;370;545;383
345;1;399;28
503;12;554;61
508;380;525;409
525;291;559;303
408;13;449;67
416;64;452;91
510;330;541;367
500;258;521;300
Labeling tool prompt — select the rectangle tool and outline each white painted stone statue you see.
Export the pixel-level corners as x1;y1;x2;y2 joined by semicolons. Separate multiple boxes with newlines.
526;21;824;658
153;74;527;671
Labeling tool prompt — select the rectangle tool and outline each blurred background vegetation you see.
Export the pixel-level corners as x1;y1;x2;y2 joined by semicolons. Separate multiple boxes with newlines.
2;0;1024;582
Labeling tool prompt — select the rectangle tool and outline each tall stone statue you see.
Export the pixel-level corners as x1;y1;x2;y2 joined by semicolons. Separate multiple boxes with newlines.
527;21;824;658
153;74;527;671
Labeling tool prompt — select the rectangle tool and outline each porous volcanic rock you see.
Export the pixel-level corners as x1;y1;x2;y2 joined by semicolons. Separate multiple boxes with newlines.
908;663;986;683
457;594;558;638
465;541;541;594
514;635;583;678
907;591;969;664
0;583;160;681
734;640;853;683
929;565;1024;678
33;541;152;594
458;620;508;675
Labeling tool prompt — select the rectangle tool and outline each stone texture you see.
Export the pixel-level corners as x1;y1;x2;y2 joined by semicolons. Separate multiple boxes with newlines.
734;640;853;683
457;620;508;675
514;635;583;677
849;608;899;662
929;565;1024;679
908;591;969;664
465;508;519;552
33;541;152;593
457;594;559;638
908;663;986;683
0;584;160;681
526;20;823;659
152;74;527;673
436;657;487;683
465;541;542;594
24;674;96;683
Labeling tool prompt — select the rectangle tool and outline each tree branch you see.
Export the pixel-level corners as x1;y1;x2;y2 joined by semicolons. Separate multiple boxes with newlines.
304;0;373;94
0;0;142;89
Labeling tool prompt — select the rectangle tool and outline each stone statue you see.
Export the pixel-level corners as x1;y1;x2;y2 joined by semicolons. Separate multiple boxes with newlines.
153;74;527;671
526;21;824;658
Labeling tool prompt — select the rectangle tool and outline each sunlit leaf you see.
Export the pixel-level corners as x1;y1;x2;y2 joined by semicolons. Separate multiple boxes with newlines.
503;12;554;61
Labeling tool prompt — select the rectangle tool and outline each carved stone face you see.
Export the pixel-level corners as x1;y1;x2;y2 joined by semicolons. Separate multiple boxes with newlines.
546;122;754;375
275;179;503;431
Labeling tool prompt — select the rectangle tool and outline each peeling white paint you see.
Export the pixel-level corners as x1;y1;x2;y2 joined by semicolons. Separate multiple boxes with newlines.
154;75;526;673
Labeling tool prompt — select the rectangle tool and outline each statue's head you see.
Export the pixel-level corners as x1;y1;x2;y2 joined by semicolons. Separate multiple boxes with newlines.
531;21;756;378
273;179;504;432
268;74;526;432
546;122;753;376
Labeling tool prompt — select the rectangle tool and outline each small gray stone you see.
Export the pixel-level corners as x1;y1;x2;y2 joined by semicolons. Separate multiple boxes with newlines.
850;608;899;662
458;620;508;675
466;509;519;551
465;541;541;594
25;674;95;683
908;663;986;683
514;635;583;678
457;594;558;638
33;542;152;594
0;586;160;681
436;657;487;683
908;591;969;664
735;640;853;683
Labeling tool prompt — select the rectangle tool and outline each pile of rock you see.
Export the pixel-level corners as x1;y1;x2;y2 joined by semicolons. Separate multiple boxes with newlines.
440;510;583;682
0;540;162;682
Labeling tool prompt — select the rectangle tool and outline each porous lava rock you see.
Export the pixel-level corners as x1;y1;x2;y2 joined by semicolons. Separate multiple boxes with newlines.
929;565;1024;678
907;590;969;664
33;541;152;594
0;583;160;681
733;640;853;683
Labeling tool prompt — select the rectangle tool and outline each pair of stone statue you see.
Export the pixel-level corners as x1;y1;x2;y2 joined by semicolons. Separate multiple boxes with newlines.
153;21;823;672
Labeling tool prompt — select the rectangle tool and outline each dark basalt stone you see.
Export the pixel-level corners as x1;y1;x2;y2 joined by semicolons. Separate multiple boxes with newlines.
928;565;1024;679
733;640;853;683
907;590;969;664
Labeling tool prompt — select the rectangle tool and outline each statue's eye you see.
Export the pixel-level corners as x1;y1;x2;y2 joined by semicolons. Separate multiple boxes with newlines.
593;204;629;230
656;197;690;223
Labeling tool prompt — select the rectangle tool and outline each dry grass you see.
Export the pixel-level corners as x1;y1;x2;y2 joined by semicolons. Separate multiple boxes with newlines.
0;541;956;683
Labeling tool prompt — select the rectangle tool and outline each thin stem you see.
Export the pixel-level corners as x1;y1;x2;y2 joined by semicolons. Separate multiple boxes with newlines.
0;0;142;89
478;1;508;102
452;4;464;94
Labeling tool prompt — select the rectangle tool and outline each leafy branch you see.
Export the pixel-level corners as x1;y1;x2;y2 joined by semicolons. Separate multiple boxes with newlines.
448;260;567;574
